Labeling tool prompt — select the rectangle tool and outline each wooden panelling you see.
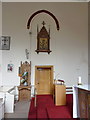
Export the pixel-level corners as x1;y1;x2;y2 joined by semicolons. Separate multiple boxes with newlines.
35;66;53;95
55;85;66;106
18;86;31;101
78;88;90;118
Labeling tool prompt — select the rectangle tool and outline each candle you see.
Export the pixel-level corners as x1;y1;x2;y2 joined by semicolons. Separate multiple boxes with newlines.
78;76;81;84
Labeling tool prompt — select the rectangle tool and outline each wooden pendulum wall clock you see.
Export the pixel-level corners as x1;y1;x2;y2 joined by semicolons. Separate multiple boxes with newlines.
35;21;52;54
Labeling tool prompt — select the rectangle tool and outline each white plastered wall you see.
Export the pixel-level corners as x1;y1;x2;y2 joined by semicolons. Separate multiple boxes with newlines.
0;1;2;86
2;2;88;95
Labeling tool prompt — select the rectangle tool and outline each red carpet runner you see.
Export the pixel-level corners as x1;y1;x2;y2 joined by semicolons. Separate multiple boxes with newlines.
28;94;79;119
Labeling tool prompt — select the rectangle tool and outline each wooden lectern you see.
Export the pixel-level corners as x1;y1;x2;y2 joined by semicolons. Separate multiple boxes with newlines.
54;84;66;106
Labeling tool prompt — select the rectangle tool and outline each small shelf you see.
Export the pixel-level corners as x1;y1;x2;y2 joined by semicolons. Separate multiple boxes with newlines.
35;49;52;54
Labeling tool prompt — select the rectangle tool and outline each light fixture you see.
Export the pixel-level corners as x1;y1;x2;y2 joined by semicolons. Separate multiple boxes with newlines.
25;49;29;59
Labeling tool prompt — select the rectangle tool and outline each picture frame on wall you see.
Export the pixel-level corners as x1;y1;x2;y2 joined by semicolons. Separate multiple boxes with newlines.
7;64;14;72
0;36;10;50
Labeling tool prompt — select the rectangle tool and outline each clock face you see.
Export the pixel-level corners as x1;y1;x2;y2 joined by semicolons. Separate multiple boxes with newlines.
39;38;48;50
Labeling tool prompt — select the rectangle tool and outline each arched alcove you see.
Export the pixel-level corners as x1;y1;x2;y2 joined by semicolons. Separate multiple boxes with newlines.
27;9;60;31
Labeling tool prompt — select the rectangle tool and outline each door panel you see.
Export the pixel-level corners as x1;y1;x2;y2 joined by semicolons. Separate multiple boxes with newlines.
35;66;53;95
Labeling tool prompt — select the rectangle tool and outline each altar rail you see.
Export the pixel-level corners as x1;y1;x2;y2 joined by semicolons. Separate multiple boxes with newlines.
66;87;73;94
0;86;16;113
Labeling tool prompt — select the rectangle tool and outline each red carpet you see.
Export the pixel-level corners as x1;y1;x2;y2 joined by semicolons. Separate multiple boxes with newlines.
37;95;54;118
47;106;71;118
28;94;79;119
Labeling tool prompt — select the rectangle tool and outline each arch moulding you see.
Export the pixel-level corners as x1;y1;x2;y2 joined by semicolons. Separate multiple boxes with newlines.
27;9;60;31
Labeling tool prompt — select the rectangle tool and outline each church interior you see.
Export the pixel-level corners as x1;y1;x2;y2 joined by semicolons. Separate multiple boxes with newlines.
0;1;90;119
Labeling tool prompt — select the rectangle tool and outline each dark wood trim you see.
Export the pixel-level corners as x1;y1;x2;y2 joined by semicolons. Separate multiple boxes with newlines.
27;9;60;30
78;88;90;93
66;90;73;92
66;87;72;89
35;49;52;54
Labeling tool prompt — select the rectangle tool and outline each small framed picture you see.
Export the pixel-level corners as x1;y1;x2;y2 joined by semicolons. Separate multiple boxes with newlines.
7;64;14;72
0;36;10;50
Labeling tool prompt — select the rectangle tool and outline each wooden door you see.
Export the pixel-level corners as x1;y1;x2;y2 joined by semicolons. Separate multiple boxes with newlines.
35;66;53;95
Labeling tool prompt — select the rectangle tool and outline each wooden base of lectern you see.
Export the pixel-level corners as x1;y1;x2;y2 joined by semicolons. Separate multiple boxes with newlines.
54;84;66;106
